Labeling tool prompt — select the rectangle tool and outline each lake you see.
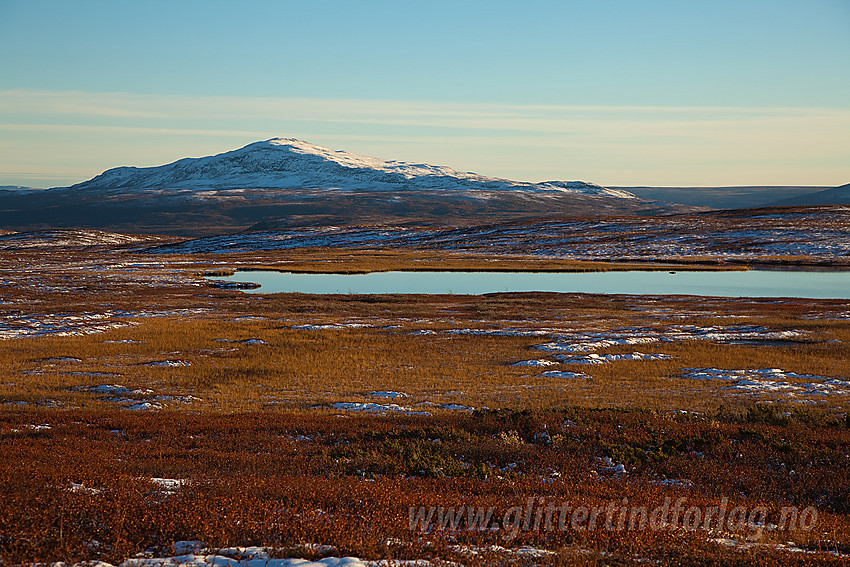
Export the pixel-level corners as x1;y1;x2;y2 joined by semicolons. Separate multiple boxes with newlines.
207;269;850;299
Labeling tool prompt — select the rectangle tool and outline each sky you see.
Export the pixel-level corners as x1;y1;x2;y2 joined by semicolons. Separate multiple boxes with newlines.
1;0;849;188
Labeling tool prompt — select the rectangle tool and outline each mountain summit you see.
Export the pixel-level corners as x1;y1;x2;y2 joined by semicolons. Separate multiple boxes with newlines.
71;138;635;199
1;139;693;236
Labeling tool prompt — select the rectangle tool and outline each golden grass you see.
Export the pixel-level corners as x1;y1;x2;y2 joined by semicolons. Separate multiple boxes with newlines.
2;297;847;414
193;248;750;274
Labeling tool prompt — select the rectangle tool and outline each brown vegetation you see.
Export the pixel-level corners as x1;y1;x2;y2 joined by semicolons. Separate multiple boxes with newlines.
1;408;849;565
215;249;747;274
1;244;849;565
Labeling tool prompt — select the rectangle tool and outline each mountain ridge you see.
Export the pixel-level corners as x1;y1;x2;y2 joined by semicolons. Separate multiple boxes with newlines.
67;138;636;199
0;138;697;236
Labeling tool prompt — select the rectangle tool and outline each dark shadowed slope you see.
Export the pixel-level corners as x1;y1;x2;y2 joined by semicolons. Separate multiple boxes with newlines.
622;186;830;210
769;183;850;207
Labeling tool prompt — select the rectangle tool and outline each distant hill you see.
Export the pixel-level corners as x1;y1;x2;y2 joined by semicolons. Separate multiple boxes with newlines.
768;183;850;207
143;205;850;267
0;138;695;236
0;185;43;193
70;138;640;198
620;186;830;210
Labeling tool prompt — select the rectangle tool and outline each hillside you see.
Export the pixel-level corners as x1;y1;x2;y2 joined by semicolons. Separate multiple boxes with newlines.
769;182;850;207
622;185;831;209
0;139;695;236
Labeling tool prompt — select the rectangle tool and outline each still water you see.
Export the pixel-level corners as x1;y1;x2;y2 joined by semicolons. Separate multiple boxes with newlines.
208;269;850;299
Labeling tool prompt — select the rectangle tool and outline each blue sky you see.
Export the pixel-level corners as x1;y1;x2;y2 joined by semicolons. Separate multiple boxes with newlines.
1;0;849;187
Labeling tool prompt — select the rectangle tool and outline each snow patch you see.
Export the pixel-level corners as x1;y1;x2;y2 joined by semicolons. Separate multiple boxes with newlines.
540;370;591;379
118;556;445;567
126;402;162;411
438;403;480;412
555;352;673;364
331;402;430;416
367;391;409;399
680;368;850;399
511;359;557;367
292;323;373;330
150;477;187;492
145;360;191;367
535;325;806;353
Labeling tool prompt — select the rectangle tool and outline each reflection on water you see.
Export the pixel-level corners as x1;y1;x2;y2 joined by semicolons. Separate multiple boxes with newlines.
207;269;850;299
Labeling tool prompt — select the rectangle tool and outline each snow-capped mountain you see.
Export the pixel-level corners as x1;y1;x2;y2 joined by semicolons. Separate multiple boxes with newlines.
1;138;700;236
70;138;636;199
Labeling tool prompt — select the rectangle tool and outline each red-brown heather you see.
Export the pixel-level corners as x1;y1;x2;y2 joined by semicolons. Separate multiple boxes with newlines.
2;408;850;564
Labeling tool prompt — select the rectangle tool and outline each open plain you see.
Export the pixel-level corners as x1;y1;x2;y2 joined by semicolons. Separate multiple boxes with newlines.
1;208;849;565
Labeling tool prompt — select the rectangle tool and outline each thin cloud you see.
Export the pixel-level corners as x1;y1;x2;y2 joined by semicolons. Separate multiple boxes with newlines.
1;90;848;187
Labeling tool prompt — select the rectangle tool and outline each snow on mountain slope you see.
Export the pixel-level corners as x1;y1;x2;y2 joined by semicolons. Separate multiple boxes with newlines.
69;138;636;199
